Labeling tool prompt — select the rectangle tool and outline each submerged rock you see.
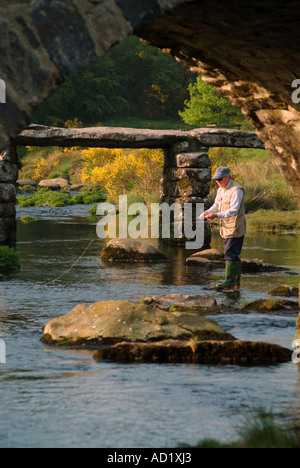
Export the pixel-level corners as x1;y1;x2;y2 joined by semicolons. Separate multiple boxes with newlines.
94;339;292;366
144;294;217;313
100;239;168;263
41;300;234;346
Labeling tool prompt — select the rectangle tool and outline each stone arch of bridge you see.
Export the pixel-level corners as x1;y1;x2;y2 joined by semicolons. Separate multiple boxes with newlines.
0;0;300;206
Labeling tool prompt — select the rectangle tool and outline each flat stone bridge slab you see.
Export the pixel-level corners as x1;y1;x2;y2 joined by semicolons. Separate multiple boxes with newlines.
13;124;265;150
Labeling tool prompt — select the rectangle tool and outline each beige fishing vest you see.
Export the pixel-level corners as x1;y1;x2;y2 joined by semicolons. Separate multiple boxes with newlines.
216;179;247;239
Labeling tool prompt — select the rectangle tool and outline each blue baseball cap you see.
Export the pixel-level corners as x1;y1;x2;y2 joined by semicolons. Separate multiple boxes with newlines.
212;166;232;180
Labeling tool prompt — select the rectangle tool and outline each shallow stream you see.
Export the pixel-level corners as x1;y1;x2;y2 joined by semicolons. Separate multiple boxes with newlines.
0;204;299;448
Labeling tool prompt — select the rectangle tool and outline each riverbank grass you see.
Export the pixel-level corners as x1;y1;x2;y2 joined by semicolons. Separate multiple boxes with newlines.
194;409;300;448
0;247;21;272
209;210;300;234
17;188;106;208
247;210;300;233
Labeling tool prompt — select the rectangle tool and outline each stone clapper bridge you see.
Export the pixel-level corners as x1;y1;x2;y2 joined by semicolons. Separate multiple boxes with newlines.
3;124;297;365
0;124;264;247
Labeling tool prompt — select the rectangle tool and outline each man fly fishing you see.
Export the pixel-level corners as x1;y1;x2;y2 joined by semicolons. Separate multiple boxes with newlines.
200;166;247;290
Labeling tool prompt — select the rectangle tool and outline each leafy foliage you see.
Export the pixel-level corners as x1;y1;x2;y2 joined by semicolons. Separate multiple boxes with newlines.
32;36;194;126
180;77;249;128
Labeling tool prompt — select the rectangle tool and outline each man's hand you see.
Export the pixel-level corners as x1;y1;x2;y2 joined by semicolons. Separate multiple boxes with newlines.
205;213;218;220
199;211;218;221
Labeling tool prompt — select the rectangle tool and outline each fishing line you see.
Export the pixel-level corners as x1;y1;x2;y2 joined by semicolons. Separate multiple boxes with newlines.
8;239;96;299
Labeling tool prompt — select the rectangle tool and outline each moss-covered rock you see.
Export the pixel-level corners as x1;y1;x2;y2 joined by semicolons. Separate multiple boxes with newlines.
269;285;299;298
94;339;292;366
243;298;299;312
143;294;217;313
100;239;168;263
241;259;290;274
186;250;292;274
41;300;234;347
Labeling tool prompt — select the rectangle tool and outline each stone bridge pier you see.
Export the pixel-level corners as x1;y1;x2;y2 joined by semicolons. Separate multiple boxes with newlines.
161;140;212;248
0;124;265;248
0;146;18;247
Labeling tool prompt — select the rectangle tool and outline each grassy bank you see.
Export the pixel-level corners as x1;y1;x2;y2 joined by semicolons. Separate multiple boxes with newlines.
209;210;300;234
18;146;84;185
247;210;300;233
209;148;298;212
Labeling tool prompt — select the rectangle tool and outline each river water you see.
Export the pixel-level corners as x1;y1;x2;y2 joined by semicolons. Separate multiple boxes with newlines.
0;204;299;448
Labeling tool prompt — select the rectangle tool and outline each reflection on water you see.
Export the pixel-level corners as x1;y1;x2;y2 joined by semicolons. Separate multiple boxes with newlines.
0;205;299;447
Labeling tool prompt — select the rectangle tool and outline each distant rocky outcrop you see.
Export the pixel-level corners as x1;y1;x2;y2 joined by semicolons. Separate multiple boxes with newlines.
17;180;37;188
38;178;69;190
100;239;169;263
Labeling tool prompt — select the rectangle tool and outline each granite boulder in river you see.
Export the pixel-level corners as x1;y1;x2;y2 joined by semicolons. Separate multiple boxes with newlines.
100;239;168;263
41;300;292;365
42;300;234;346
186;249;293;273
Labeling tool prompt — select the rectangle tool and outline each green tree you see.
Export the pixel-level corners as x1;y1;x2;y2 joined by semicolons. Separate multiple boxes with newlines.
179;77;248;128
33;54;128;126
32;36;194;127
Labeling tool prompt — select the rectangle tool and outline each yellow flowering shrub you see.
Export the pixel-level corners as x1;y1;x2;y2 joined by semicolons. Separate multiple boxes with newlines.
65;118;83;129
146;83;168;104
81;148;164;203
34;157;48;179
209;147;240;179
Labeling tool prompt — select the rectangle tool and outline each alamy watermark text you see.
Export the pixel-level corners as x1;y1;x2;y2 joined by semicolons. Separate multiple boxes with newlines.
96;195;205;250
292;339;300;364
0;79;6;104
0;339;6;364
291;79;300;104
